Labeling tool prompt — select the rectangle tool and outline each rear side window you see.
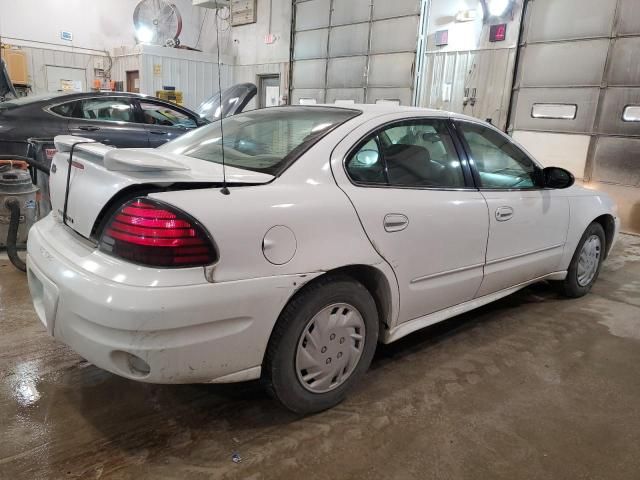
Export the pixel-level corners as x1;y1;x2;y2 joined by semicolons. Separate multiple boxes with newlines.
50;100;81;118
346;119;466;188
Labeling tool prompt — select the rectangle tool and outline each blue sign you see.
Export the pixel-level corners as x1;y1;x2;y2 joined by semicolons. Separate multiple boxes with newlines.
60;31;73;42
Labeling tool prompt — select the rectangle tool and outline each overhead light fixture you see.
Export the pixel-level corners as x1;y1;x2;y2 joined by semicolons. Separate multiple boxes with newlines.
136;25;154;43
455;8;478;22
487;0;511;17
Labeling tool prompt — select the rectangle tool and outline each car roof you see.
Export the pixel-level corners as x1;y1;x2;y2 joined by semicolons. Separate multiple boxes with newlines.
308;103;482;123
2;91;198;113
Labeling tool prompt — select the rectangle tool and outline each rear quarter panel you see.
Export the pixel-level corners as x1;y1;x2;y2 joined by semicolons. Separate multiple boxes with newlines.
150;124;401;326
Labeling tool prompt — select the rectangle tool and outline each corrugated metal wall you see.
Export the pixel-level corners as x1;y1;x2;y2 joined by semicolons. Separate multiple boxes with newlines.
110;52;141;88
111;46;233;111
509;0;640;233
417;0;524;131
139;54;232;110
5;46;104;95
290;0;421;105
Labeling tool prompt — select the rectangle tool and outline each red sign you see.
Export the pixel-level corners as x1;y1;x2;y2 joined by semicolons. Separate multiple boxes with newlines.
489;24;507;42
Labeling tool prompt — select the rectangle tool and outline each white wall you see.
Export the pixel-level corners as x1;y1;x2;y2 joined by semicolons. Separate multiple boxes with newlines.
426;0;521;52
227;0;292;108
0;0;284;104
0;0;138;52
230;0;292;66
0;0;221;53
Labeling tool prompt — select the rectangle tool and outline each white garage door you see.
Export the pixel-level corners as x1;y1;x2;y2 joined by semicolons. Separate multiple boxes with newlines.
291;0;421;106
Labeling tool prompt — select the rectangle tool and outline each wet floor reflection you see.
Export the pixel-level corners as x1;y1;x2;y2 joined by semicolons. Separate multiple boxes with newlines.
1;235;640;479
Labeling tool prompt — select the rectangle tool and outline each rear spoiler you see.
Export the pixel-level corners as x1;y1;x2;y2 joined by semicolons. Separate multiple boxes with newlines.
53;135;190;172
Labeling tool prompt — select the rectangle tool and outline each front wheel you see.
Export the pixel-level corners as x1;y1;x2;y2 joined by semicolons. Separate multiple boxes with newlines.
262;275;379;414
559;222;606;298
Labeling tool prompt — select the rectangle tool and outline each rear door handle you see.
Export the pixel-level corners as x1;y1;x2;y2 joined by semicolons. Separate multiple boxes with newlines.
384;214;409;232
78;126;100;131
495;206;514;222
150;131;168;135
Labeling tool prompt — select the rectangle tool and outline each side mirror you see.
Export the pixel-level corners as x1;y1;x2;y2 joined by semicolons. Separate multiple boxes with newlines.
543;166;574;189
354;149;380;166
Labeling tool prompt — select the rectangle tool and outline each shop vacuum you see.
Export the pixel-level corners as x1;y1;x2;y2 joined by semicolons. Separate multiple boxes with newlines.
0;139;53;271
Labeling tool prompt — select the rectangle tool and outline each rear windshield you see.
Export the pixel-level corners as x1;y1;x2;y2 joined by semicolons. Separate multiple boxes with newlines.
159;106;360;176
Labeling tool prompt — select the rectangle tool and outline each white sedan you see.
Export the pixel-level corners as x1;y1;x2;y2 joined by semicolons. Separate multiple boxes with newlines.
27;104;619;413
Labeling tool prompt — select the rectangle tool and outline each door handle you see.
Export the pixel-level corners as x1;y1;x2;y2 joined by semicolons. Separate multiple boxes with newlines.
150;131;168;135
78;126;100;131
384;214;409;232
495;206;514;222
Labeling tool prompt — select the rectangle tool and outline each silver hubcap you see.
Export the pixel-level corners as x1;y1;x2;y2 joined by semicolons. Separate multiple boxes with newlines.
295;303;366;393
577;234;601;287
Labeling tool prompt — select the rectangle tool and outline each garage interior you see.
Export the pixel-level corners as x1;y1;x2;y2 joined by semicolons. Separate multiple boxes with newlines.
1;0;639;478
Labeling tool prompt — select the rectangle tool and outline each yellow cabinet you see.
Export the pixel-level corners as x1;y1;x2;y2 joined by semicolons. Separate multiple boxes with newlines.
4;49;29;85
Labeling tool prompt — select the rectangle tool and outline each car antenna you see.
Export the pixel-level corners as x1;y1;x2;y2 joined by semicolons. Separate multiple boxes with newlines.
215;7;230;196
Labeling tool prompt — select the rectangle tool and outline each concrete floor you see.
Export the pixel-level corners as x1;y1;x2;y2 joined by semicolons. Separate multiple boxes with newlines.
1;235;640;480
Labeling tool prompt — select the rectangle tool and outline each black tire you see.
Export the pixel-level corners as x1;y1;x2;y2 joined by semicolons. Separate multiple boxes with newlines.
262;274;379;414
559;222;606;298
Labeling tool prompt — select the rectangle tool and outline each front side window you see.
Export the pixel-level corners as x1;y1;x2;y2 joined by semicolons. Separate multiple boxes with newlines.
159;106;360;175
77;98;135;123
457;122;541;189
140;101;197;128
346;119;466;188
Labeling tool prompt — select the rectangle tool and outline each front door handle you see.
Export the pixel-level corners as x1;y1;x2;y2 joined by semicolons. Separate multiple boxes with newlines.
78;126;100;131
384;214;409;232
150;131;169;135
495;206;514;222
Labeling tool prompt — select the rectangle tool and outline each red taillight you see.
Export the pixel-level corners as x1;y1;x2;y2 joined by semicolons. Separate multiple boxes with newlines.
99;198;217;268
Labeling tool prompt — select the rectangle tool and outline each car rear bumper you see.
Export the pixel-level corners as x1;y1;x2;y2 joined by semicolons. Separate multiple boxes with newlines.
27;216;319;384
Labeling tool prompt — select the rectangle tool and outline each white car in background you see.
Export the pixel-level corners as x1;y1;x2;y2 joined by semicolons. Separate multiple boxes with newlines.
27;105;619;413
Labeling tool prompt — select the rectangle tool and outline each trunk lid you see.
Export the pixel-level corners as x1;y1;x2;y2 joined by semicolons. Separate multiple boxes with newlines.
50;135;273;239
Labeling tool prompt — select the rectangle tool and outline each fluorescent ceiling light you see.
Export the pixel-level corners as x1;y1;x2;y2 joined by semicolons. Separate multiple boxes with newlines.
488;0;511;16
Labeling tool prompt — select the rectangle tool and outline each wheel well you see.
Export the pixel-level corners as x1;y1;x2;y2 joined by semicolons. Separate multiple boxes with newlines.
593;214;616;258
294;265;393;333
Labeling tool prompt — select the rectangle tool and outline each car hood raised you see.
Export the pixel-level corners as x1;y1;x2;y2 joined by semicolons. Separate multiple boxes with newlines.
197;83;257;121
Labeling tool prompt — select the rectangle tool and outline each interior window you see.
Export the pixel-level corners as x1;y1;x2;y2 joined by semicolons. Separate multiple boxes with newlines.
79;98;135;123
458;122;541;189
346;119;465;188
140;102;197;128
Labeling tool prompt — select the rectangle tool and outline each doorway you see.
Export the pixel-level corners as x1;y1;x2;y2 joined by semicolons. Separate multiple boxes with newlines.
126;70;140;93
259;75;280;108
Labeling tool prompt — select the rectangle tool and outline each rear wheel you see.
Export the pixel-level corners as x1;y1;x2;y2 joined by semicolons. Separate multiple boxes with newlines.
262;275;378;414
559;222;605;298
